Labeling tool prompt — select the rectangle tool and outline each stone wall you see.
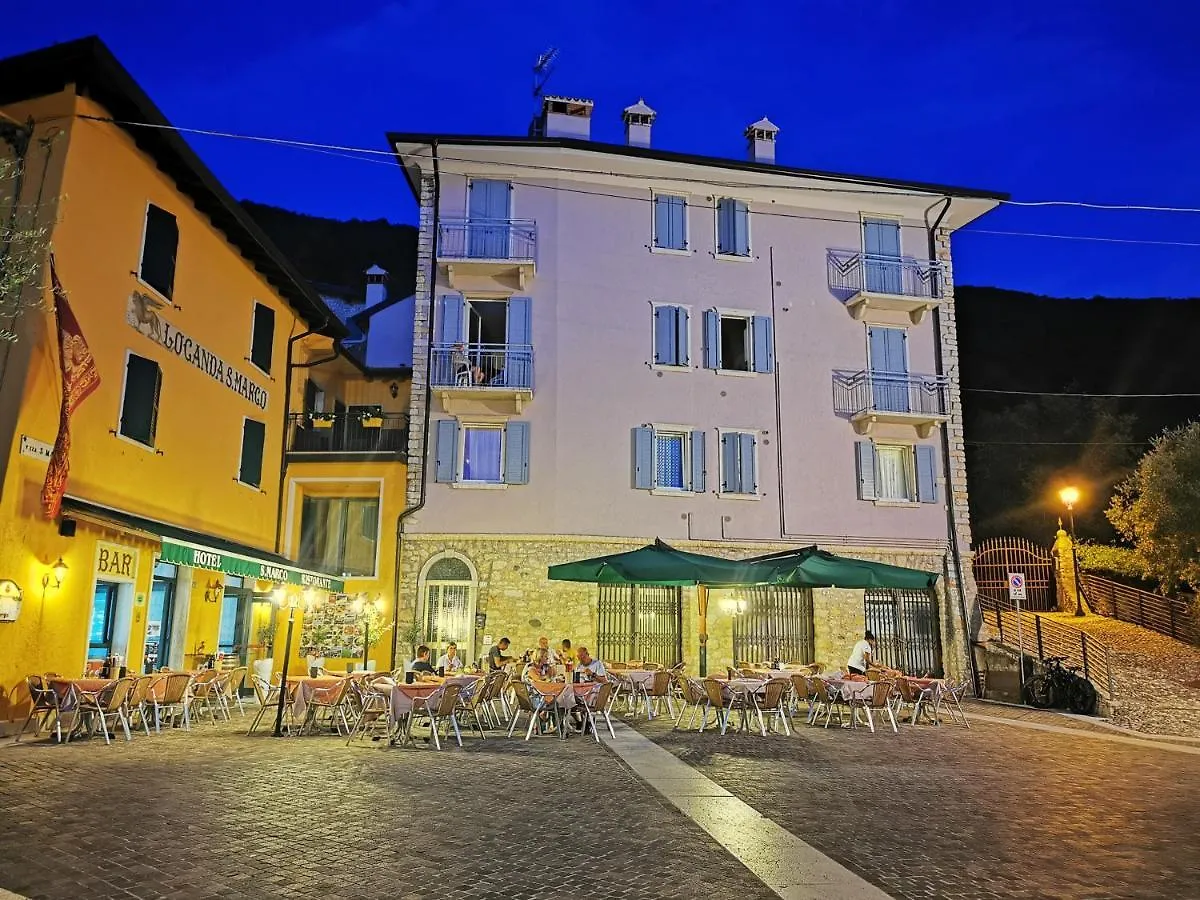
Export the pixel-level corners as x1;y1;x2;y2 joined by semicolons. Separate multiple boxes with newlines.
404;174;435;509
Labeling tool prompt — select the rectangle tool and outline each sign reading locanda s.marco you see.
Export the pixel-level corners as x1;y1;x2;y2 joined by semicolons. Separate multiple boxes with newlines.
127;291;269;409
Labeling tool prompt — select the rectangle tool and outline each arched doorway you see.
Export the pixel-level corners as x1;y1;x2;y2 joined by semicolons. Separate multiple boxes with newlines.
419;553;477;662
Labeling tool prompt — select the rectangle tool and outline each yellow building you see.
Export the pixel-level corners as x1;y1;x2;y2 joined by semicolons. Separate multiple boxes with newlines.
0;38;409;729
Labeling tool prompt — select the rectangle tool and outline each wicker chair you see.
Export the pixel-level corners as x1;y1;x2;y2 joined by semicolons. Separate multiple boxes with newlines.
809;679;846;728
14;675;60;742
78;678;135;744
577;682;615;742
935;679;971;727
124;675;158;736
150;673;194;731
848;679;898;733
893;677;936;726
188;670;224;724
345;680;391;745
790;673;815;726
302;678;352;735
410;683;464;750
701;678;749;735
506;681;549;741
755;679;791;736
248;674;285;733
455;678;490;740
221;666;249;718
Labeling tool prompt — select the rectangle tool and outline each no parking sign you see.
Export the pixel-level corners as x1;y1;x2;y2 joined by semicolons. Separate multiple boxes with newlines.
1007;572;1027;601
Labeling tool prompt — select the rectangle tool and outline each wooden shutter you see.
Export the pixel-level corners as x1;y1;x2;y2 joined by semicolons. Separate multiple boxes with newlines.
855;441;876;501
734;201;750;256
703;310;720;369
506;296;532;345
717;199;734;255
653;306;673;365
670;197;686;249
633;426;654;490
239;419;266;487
434;419;458;483
435;294;464;345
691;430;706;493
120;354;162;445
503;421;530;485
140;205;178;300
751;316;774;373
916;444;938;504
250;302;275;373
738;432;757;493
654;196;669;248
676;307;690;365
720;432;738;492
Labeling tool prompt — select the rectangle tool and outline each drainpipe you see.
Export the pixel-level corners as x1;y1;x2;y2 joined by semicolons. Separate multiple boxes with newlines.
389;140;441;670
924;196;980;691
768;246;787;539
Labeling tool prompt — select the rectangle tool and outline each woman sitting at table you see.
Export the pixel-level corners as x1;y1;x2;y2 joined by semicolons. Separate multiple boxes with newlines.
522;648;555;682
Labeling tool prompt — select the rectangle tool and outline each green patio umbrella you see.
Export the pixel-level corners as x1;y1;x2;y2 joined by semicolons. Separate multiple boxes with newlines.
547;538;760;587
747;545;939;590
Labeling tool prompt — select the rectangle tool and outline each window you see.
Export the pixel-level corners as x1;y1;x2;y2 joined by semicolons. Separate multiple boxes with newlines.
702;310;774;374
250;302;275;374
434;419;530;485
716;198;750;257
139;204;179;300
652;305;689;367
88;583;118;660
119;353;162;446
633;426;705;493
432;294;533;389
238;418;266;488
653;194;688;251
298;496;380;577
719;431;758;495
863;217;903;294
856;441;938;504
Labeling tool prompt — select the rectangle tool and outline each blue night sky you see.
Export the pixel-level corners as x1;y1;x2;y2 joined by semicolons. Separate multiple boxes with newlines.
6;0;1200;298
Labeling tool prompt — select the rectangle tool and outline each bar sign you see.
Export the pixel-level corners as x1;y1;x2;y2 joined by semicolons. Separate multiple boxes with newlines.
19;435;53;462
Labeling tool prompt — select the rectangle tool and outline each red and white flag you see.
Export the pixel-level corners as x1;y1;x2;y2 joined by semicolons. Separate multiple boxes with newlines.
40;253;100;520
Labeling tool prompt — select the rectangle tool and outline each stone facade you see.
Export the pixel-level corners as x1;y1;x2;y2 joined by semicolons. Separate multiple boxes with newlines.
404;174;436;508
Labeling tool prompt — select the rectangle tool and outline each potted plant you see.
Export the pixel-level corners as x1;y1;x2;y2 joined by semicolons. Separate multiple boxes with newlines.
359;407;384;428
397;620;424;667
310;412;335;429
252;623;275;685
306;623;333;674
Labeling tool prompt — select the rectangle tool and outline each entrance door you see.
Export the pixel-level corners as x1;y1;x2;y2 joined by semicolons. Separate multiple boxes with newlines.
863;218;902;294
425;583;473;659
868;326;909;413
144;562;178;673
219;588;252;665
89;582;119;661
467;179;511;258
597;585;683;668
864;589;942;676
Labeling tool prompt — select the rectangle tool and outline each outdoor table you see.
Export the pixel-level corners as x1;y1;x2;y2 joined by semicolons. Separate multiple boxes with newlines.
286;675;343;720
47;678;114;740
823;678;874;701
383;675;482;747
529;680;605;738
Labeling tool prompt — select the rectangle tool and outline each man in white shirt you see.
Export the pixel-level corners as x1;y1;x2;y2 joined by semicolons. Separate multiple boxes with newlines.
575;646;607;681
436;641;465;674
846;631;877;676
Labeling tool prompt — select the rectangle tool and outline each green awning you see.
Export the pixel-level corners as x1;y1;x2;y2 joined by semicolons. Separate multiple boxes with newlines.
159;538;345;593
747;546;939;590
547;539;762;586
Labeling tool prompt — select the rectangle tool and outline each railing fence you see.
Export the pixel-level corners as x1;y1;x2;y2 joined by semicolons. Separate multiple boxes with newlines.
1082;573;1199;647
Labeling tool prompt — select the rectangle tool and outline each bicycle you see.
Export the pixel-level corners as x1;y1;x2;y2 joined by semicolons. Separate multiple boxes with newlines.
1022;655;1098;715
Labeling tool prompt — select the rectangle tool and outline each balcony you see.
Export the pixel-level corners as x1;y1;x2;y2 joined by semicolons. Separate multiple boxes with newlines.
437;218;538;288
827;249;944;324
832;369;949;438
286;411;408;461
430;343;533;415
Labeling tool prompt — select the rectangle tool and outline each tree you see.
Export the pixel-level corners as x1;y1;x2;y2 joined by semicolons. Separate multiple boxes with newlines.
1107;422;1200;592
0;129;54;339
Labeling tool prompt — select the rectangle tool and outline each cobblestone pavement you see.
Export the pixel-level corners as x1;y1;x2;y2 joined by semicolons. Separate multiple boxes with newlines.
634;704;1200;900
0;716;775;900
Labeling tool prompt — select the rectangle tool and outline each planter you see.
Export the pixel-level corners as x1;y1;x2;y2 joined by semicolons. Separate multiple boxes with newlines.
311;417;334;429
360;416;383;428
252;658;274;687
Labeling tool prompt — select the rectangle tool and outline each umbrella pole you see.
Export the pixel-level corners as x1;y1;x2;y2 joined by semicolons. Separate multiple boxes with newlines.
697;585;709;677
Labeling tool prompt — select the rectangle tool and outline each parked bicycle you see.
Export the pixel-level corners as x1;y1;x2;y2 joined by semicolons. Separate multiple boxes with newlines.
1022;655;1098;715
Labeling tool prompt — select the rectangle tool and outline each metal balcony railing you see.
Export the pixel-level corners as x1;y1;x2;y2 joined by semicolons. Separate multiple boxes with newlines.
287;412;408;455
832;369;949;419
827;249;943;299
437;218;537;263
431;343;534;391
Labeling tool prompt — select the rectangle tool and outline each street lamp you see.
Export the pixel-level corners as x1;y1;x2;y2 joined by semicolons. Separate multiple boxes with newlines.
352;593;384;673
1058;486;1085;617
271;587;321;737
722;597;748;667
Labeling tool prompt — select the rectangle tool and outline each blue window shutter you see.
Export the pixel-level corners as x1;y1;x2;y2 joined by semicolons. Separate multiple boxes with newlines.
674;197;687;249
676;307;690;365
738;432;757;493
717;199;733;254
864;219;900;257
503;421;530;485
855;441;876;500
654;196;669;248
470;179;511;219
633;427;655;489
916;444;938;504
720;432;737;492
734;201;750;256
435;419;458;483
691;430;706;493
653;307;676;365
506;296;532;345
868;326;890;372
752;316;774;373
435;294;464;345
703;310;720;369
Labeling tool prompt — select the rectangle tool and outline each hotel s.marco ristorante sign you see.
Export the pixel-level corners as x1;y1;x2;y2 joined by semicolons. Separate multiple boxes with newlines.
127;291;269;410
159;539;345;593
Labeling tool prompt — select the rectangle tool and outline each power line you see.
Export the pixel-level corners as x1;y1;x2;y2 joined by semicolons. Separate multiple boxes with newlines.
966;229;1200;249
965;388;1200;398
964;440;1148;446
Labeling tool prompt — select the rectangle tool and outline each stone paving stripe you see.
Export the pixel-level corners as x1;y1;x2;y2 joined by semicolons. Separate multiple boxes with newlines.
965;711;1200;755
0;889;29;899
603;722;893;900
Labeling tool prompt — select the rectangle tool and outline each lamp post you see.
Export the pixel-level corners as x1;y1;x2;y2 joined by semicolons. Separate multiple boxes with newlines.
353;594;383;673
1058;486;1085;617
722;597;748;667
272;587;316;736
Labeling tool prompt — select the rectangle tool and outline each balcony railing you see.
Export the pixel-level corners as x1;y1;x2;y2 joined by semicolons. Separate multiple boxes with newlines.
431;343;534;391
827;249;942;299
286;412;408;457
832;369;949;437
437;218;538;264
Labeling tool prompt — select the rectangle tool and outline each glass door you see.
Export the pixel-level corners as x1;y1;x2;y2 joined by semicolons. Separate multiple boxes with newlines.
219;587;252;666
89;582;119;661
144;562;178;673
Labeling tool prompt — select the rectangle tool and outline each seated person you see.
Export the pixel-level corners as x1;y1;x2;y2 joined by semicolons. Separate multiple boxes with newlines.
436;641;465;674
559;638;577;667
488;637;515;671
451;343;485;384
525;647;554;681
536;635;561;665
575;646;607;682
410;645;437;679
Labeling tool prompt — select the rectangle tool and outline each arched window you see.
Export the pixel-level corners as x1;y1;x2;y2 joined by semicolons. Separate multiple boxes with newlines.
421;553;477;660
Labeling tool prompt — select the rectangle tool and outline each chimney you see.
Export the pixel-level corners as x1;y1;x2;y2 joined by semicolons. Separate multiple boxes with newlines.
745;116;779;164
532;95;594;140
622;99;657;148
365;264;388;306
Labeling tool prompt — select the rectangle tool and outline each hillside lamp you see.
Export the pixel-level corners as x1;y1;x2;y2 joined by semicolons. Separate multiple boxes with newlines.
271;587;320;737
352;593;384;672
1058;486;1085;617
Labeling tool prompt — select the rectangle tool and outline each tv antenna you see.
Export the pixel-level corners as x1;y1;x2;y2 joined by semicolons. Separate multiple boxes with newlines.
533;47;559;97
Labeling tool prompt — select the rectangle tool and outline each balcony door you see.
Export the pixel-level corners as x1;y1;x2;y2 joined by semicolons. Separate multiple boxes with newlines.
868;326;910;413
863;218;902;294
467;179;512;259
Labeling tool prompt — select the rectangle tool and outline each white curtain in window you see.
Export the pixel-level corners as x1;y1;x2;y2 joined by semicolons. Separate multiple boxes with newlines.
463;427;503;482
875;446;911;501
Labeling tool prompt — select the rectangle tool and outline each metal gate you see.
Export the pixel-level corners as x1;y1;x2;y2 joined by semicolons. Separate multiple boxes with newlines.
732;587;815;666
597;585;683;668
864;589;942;676
972;536;1057;612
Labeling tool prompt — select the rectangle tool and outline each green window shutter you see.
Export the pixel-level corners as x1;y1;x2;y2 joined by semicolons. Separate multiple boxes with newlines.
120;354;162;446
239;418;266;487
140;204;178;300
250;303;275;373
